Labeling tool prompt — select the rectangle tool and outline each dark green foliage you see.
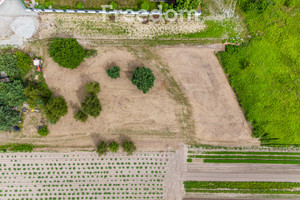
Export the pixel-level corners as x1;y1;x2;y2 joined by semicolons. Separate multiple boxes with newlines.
0;80;26;107
187;158;192;162
219;1;300;145
122;140;136;155
109;141;120;152
0;105;21;131
174;0;201;10
110;1;118;9
49;38;86;69
15;52;32;76
131;66;155;94
184;181;300;194
77;2;83;9
96;141;108;156
0;144;34;152
74;110;88;122
85;81;100;94
24;82;53;108
38;126;49;136
43;96;68;124
106;66;120;79
0;52;20;77
81;94;101;117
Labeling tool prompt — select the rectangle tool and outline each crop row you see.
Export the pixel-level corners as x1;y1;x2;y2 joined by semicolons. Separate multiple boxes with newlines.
184;181;300;194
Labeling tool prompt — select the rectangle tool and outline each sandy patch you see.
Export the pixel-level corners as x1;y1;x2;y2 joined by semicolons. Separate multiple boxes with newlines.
158;46;259;146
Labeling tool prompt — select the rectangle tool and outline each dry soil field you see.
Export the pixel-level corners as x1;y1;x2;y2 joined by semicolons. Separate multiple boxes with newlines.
0;44;259;150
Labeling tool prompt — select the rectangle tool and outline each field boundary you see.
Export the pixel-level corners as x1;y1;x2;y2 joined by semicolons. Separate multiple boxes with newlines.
17;0;202;16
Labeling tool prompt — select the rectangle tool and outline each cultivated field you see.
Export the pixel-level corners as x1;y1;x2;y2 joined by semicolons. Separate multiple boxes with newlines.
0;150;185;200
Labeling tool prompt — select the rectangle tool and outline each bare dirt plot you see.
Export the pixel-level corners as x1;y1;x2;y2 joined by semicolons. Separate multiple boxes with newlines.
158;46;260;146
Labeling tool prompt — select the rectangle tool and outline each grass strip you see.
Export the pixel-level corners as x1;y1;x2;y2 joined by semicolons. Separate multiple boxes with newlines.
0;144;34;152
203;151;300;156
189;155;300;160
203;159;300;164
184;181;300;194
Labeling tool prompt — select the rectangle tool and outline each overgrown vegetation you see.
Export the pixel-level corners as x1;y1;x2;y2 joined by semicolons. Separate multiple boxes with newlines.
107;66;120;79
85;81;100;94
218;0;300;146
15;51;32;76
184;181;300;194
131;66;155;94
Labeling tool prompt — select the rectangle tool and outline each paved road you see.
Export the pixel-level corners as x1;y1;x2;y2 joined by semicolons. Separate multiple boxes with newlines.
184;163;300;182
0;0;37;16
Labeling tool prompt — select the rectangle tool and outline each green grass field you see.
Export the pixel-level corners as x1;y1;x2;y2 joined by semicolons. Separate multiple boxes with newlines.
184;181;300;194
203;151;300;156
218;1;300;146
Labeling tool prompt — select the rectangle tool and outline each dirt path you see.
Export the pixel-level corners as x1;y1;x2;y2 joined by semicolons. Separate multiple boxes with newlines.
184;163;300;182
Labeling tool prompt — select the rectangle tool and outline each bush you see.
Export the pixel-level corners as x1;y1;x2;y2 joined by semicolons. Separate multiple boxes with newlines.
85;81;100;94
122;140;136;155
107;66;120;79
109;141;119;152
96;141;108;156
141;3;150;10
110;1;118;9
24;82;53;108
15;52;32;76
74;110;88;122
77;2;83;9
131;66;155;94
0;144;34;152
38;126;49;136
85;49;97;58
43;96;68;124
81;94;101;117
45;2;51;8
49;38;86;69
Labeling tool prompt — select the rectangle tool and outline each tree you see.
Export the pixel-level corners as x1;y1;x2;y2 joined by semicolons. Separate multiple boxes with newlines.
0;80;26;107
96;141;108;156
49;38;86;69
15;52;32;76
141;3;150;10
38;126;49;136
110;1;118;9
81;94;101;117
109;141;119;152
74;110;88;122
0;52;20;77
24;82;53;108
43;96;68;124
131;66;155;94
107;66;120;79
122;140;136;155
85;81;100;94
0;105;21;131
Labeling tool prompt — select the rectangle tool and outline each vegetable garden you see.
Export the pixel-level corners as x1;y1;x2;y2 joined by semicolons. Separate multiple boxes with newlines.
0;152;172;199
